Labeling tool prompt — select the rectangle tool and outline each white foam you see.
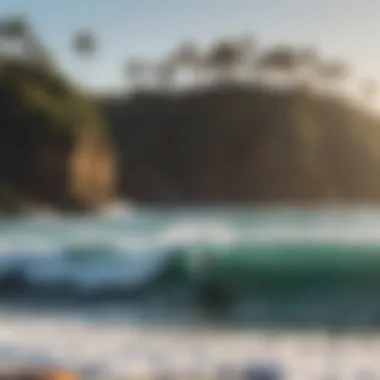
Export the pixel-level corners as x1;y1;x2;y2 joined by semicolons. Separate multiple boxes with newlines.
5;209;380;262
159;222;236;247
0;311;379;378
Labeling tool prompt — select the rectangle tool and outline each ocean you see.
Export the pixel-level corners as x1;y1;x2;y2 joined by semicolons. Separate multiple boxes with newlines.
1;206;380;378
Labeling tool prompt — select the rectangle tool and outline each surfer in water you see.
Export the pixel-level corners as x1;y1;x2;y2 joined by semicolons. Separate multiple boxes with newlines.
195;251;227;311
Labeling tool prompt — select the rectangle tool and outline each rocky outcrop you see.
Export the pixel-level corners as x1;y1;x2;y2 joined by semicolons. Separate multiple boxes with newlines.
0;56;117;212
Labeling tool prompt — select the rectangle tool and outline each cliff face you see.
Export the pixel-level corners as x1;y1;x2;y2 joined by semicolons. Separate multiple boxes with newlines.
0;57;117;212
68;133;117;209
101;86;380;204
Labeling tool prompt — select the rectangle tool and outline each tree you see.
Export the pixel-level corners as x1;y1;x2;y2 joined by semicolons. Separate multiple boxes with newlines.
295;46;320;87
0;16;27;56
257;45;298;86
155;59;176;92
207;40;242;84
171;40;202;86
72;30;96;59
236;35;257;81
0;16;27;40
126;58;147;92
0;16;52;68
71;30;97;89
297;46;319;69
317;59;350;93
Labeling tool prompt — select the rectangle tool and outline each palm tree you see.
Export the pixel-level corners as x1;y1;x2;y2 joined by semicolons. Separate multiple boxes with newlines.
72;30;96;59
236;35;257;82
155;58;176;92
71;30;97;88
125;58;147;92
0;16;27;56
317;59;350;94
296;46;320;87
0;16;27;39
257;45;298;87
0;16;52;68
207;40;242;85
171;40;202;87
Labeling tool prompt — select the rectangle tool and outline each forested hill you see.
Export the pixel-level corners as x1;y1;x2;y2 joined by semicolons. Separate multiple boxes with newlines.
101;85;380;204
2;56;380;212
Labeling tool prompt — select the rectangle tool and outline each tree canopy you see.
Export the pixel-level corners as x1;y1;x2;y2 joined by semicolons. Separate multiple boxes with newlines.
0;55;105;145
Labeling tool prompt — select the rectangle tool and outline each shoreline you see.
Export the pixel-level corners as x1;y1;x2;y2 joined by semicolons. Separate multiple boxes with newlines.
0;310;378;378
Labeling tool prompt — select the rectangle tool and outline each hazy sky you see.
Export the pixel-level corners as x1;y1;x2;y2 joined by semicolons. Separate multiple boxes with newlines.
1;0;379;92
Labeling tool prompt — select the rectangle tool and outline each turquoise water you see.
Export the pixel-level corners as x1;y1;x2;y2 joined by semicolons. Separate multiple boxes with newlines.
2;206;380;329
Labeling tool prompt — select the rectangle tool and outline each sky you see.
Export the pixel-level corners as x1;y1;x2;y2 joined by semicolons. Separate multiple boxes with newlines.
1;0;380;93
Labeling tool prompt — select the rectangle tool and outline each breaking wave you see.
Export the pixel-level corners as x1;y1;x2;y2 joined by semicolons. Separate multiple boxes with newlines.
2;207;380;327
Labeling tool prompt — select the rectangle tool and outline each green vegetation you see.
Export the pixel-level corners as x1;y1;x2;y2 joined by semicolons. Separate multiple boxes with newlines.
0;56;104;137
0;56;115;211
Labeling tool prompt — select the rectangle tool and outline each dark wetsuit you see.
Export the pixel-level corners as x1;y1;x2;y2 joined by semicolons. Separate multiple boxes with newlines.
196;253;226;309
